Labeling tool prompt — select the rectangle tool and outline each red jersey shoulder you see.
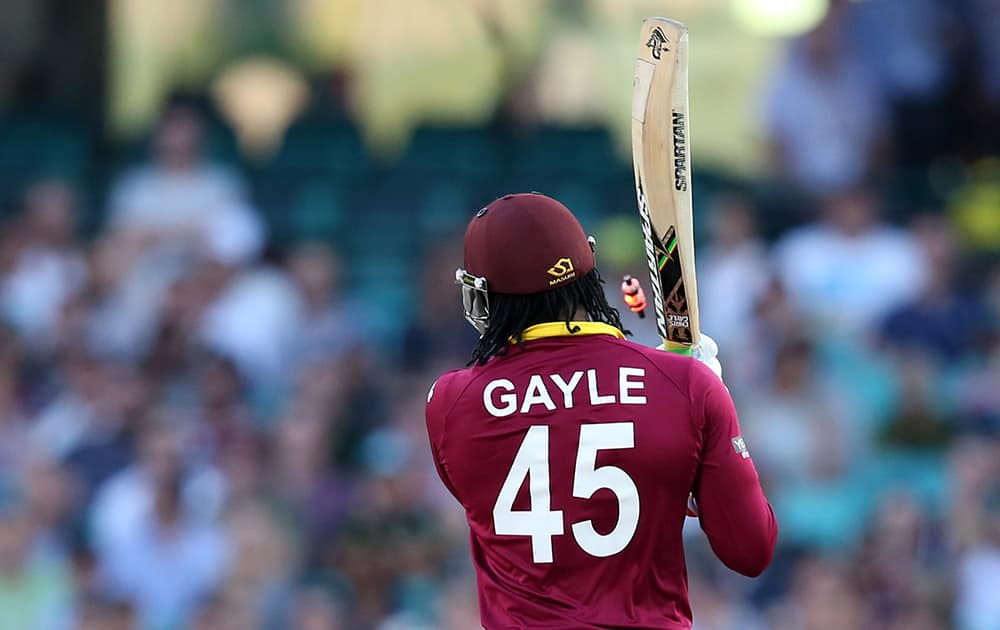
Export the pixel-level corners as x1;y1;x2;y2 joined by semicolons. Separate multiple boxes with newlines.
426;367;478;411
425;366;483;442
597;337;698;394
611;337;726;396
594;337;728;433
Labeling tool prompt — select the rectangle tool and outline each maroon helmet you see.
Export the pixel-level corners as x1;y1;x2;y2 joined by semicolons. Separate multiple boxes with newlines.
456;193;596;333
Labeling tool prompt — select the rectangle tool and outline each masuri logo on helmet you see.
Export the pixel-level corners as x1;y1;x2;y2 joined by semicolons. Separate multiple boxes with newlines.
546;257;576;285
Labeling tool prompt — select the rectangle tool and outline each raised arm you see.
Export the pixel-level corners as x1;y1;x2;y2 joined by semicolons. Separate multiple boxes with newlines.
690;361;777;577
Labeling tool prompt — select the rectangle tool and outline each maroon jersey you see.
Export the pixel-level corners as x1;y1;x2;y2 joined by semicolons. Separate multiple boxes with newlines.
425;322;777;629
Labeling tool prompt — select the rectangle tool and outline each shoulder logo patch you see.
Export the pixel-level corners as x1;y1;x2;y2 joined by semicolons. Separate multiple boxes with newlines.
732;436;750;459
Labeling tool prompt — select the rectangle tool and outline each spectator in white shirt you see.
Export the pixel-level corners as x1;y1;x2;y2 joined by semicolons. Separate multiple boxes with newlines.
696;194;770;353
0;181;86;353
763;7;889;196
773;189;927;336
90;419;228;630
955;483;1000;630
108;101;249;245
97;102;264;361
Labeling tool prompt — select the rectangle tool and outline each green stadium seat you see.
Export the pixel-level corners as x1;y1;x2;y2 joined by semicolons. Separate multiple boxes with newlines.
393;126;500;182
508;126;621;181
285;180;345;243
271;118;370;181
0;114;89;210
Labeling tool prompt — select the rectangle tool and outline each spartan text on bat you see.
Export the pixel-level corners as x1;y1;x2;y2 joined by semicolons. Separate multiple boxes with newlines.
672;111;687;192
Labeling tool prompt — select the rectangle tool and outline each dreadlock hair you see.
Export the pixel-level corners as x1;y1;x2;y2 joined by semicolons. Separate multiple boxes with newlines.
469;268;629;366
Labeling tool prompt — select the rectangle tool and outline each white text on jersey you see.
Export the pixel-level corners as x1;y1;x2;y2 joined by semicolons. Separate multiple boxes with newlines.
483;368;647;417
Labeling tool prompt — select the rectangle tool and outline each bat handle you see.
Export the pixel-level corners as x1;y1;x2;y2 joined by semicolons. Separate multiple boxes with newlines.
621;275;647;318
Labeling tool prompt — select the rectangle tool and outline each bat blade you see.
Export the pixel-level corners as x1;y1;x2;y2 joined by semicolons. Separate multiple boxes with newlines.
631;17;700;349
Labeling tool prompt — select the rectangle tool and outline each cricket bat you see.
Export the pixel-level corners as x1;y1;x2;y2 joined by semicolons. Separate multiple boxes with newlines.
631;17;700;351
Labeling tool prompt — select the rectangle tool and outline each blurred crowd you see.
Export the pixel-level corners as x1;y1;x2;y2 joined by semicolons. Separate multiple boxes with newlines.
0;0;998;629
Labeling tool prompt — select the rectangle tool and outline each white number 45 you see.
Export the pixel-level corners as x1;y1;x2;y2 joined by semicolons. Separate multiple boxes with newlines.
492;422;640;563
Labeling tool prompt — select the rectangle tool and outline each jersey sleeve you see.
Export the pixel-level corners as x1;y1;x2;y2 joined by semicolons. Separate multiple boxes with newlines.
425;371;463;502
689;361;778;577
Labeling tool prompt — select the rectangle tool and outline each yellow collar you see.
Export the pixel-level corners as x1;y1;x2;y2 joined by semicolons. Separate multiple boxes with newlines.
514;321;626;343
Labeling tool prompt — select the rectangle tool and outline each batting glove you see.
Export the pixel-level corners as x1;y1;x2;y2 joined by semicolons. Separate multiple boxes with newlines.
658;333;723;381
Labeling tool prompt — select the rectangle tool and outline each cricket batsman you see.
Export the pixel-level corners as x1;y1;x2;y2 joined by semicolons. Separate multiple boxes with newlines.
425;193;777;629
